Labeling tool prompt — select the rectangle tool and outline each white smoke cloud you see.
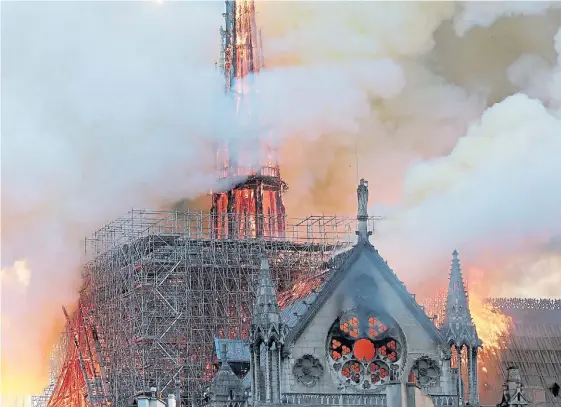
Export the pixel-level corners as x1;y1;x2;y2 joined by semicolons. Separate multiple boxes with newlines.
254;1;486;213
507;26;561;114
258;2;456;60
1;0;229;396
254;59;406;137
377;93;561;295
507;53;551;100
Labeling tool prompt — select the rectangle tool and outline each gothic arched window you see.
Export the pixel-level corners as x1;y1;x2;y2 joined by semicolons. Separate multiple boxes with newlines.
327;309;404;389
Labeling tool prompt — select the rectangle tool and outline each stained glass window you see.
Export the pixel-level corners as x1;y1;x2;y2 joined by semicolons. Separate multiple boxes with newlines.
328;310;403;388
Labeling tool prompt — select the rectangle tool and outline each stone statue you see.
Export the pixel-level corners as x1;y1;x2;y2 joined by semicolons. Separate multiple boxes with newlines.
357;179;368;219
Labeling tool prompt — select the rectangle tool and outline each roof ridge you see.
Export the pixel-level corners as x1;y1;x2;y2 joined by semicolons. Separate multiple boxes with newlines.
283;244;364;346
278;246;358;309
363;244;445;343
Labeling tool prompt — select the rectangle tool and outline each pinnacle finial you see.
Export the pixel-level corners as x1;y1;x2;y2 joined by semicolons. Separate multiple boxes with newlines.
253;256;280;327
261;257;269;271
443;249;481;348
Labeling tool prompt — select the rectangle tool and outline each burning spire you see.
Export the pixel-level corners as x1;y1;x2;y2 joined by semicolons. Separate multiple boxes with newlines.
212;0;287;239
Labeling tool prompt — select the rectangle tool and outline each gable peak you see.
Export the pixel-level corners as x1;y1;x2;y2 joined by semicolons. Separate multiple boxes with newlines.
210;342;242;395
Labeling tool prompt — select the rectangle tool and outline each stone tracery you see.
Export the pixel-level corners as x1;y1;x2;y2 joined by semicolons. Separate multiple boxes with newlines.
412;357;440;387
328;309;405;389
293;355;324;387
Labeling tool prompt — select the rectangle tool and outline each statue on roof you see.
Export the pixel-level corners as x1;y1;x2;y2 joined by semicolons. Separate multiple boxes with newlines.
357;179;368;220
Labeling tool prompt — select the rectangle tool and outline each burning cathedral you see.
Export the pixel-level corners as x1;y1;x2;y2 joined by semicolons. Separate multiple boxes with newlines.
206;179;482;407
36;1;561;407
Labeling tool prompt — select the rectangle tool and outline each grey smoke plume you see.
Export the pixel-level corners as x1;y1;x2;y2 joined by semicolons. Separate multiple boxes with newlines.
453;1;561;36
2;0;561;401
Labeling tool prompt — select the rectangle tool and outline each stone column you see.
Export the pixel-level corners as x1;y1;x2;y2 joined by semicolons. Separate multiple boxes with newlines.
441;357;452;395
472;348;479;405
401;380;408;407
265;344;272;403
270;343;277;403
457;346;463;406
250;345;256;402
254;346;261;402
467;346;472;403
276;343;282;402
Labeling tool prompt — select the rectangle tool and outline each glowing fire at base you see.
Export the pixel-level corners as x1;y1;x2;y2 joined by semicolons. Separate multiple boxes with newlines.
469;295;513;353
420;288;513;350
419;286;514;399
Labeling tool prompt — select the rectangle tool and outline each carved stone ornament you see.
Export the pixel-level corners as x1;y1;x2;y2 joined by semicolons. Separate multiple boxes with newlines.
293;355;324;387
357;179;369;219
412;357;440;387
438;345;452;361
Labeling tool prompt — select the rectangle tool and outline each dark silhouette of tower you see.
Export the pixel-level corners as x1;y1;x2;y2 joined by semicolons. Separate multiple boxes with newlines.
211;0;287;239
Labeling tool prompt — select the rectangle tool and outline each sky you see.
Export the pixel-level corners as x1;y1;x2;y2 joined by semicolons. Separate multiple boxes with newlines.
1;0;561;401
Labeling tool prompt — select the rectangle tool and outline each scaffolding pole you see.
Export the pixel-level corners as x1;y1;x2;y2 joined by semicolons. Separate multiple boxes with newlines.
46;211;365;407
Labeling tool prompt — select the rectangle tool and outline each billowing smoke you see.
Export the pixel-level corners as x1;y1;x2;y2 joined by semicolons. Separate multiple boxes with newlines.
453;1;561;36
254;1;486;214
2;0;561;401
251;1;561;300
1;0;228;397
376;93;561;297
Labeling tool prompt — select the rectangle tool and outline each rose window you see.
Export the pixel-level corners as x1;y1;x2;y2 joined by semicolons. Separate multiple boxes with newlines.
293;355;324;387
412;357;440;387
328;310;404;389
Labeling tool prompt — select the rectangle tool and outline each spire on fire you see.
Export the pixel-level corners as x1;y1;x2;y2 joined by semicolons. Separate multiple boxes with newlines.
442;250;481;348
211;0;287;240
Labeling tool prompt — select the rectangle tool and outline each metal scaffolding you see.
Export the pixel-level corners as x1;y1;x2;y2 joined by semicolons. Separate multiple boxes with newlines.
36;209;561;407
490;298;561;407
51;210;369;406
31;331;70;407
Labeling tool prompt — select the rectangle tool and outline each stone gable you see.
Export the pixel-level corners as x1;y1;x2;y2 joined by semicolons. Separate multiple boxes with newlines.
282;250;446;395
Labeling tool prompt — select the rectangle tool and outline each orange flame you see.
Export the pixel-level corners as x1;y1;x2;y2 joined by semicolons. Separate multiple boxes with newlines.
469;294;513;352
467;267;513;351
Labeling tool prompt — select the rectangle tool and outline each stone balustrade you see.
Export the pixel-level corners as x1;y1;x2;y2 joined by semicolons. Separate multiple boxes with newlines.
282;393;387;406
430;395;458;406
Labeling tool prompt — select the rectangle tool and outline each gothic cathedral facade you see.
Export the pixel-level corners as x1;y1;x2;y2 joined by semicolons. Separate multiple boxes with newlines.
207;179;481;407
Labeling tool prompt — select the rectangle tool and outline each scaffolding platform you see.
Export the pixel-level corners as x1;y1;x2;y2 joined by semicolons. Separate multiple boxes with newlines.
42;210;376;406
